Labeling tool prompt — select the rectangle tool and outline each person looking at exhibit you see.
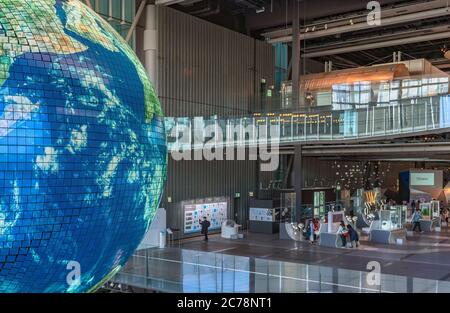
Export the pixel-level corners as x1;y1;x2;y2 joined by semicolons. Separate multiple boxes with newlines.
313;218;319;238
308;218;320;244
337;221;348;248
309;219;315;244
199;217;211;241
346;224;359;248
411;208;424;233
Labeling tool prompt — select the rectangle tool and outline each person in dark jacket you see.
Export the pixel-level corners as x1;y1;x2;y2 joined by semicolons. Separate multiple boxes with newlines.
347;224;359;248
199;217;211;241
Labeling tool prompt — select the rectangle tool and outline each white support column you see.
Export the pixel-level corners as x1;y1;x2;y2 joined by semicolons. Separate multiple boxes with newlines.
108;0;113;21
121;0;126;25
144;4;158;91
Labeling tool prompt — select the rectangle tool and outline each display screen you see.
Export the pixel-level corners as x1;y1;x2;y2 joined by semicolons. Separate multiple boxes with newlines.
411;172;435;186
249;208;274;222
184;202;227;234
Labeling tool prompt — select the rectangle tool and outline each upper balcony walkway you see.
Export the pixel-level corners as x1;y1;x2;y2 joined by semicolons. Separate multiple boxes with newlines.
164;94;450;152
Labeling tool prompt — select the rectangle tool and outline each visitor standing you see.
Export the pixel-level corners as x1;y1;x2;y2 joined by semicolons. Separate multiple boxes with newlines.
337;221;349;248
411;208;423;233
347;224;360;248
199;217;211;241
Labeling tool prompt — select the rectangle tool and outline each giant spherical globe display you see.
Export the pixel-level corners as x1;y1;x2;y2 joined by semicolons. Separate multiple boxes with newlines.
0;0;167;292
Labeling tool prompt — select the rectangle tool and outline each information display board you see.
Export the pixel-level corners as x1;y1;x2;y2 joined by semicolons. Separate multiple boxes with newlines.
184;202;227;234
327;211;345;233
411;172;435;186
249;208;275;222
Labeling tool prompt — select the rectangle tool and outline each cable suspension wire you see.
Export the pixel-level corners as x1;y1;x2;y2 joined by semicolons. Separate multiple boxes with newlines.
400;51;418;60
363;54;394;67
363;51;419;67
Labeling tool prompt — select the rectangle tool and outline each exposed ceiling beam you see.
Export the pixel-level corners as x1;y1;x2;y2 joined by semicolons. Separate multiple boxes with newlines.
304;25;450;52
302;144;450;156
330;55;360;67
155;0;189;5
246;0;402;33
302;31;450;58
264;0;450;44
436;64;450;69
234;0;265;10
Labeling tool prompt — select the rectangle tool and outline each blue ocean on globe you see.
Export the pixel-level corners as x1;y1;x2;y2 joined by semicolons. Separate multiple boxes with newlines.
0;0;167;292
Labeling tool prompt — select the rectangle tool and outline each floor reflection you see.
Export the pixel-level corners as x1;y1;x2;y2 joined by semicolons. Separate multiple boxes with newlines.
112;247;450;293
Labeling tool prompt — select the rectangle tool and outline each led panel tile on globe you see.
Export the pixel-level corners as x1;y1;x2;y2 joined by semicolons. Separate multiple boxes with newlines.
0;0;167;292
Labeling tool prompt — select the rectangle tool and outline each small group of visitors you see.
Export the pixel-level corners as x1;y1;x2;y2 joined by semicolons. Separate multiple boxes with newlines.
305;218;320;244
337;221;360;248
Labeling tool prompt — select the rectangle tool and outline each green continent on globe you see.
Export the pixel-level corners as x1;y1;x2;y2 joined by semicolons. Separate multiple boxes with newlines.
0;0;86;84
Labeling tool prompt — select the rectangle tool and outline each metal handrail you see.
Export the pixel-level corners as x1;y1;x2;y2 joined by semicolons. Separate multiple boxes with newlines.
166;95;450;151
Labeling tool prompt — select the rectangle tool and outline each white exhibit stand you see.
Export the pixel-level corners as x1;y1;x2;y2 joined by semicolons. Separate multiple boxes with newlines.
221;220;242;239
319;211;346;248
137;208;167;250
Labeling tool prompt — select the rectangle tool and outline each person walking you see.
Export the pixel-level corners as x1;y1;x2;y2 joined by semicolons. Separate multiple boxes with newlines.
199;217;211;241
411;208;423;233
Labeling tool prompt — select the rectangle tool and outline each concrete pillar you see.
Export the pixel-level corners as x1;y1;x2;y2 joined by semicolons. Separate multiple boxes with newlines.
291;0;300;109
144;5;158;90
294;145;303;222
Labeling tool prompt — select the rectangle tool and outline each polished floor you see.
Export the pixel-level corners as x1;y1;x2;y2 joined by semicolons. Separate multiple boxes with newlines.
112;228;450;293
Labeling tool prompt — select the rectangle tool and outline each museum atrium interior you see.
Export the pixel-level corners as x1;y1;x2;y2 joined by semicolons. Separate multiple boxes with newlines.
1;0;450;294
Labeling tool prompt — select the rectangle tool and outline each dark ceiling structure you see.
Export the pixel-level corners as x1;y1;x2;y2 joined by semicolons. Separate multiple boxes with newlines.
160;0;450;73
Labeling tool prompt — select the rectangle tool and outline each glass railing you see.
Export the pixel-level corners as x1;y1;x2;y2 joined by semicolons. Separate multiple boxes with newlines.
165;95;450;151
111;248;450;293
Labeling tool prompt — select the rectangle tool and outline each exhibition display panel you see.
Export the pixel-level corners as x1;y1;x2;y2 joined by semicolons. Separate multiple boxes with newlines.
248;200;280;234
182;198;229;235
419;201;441;232
369;206;407;244
318;211;346;248
380;206;407;231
